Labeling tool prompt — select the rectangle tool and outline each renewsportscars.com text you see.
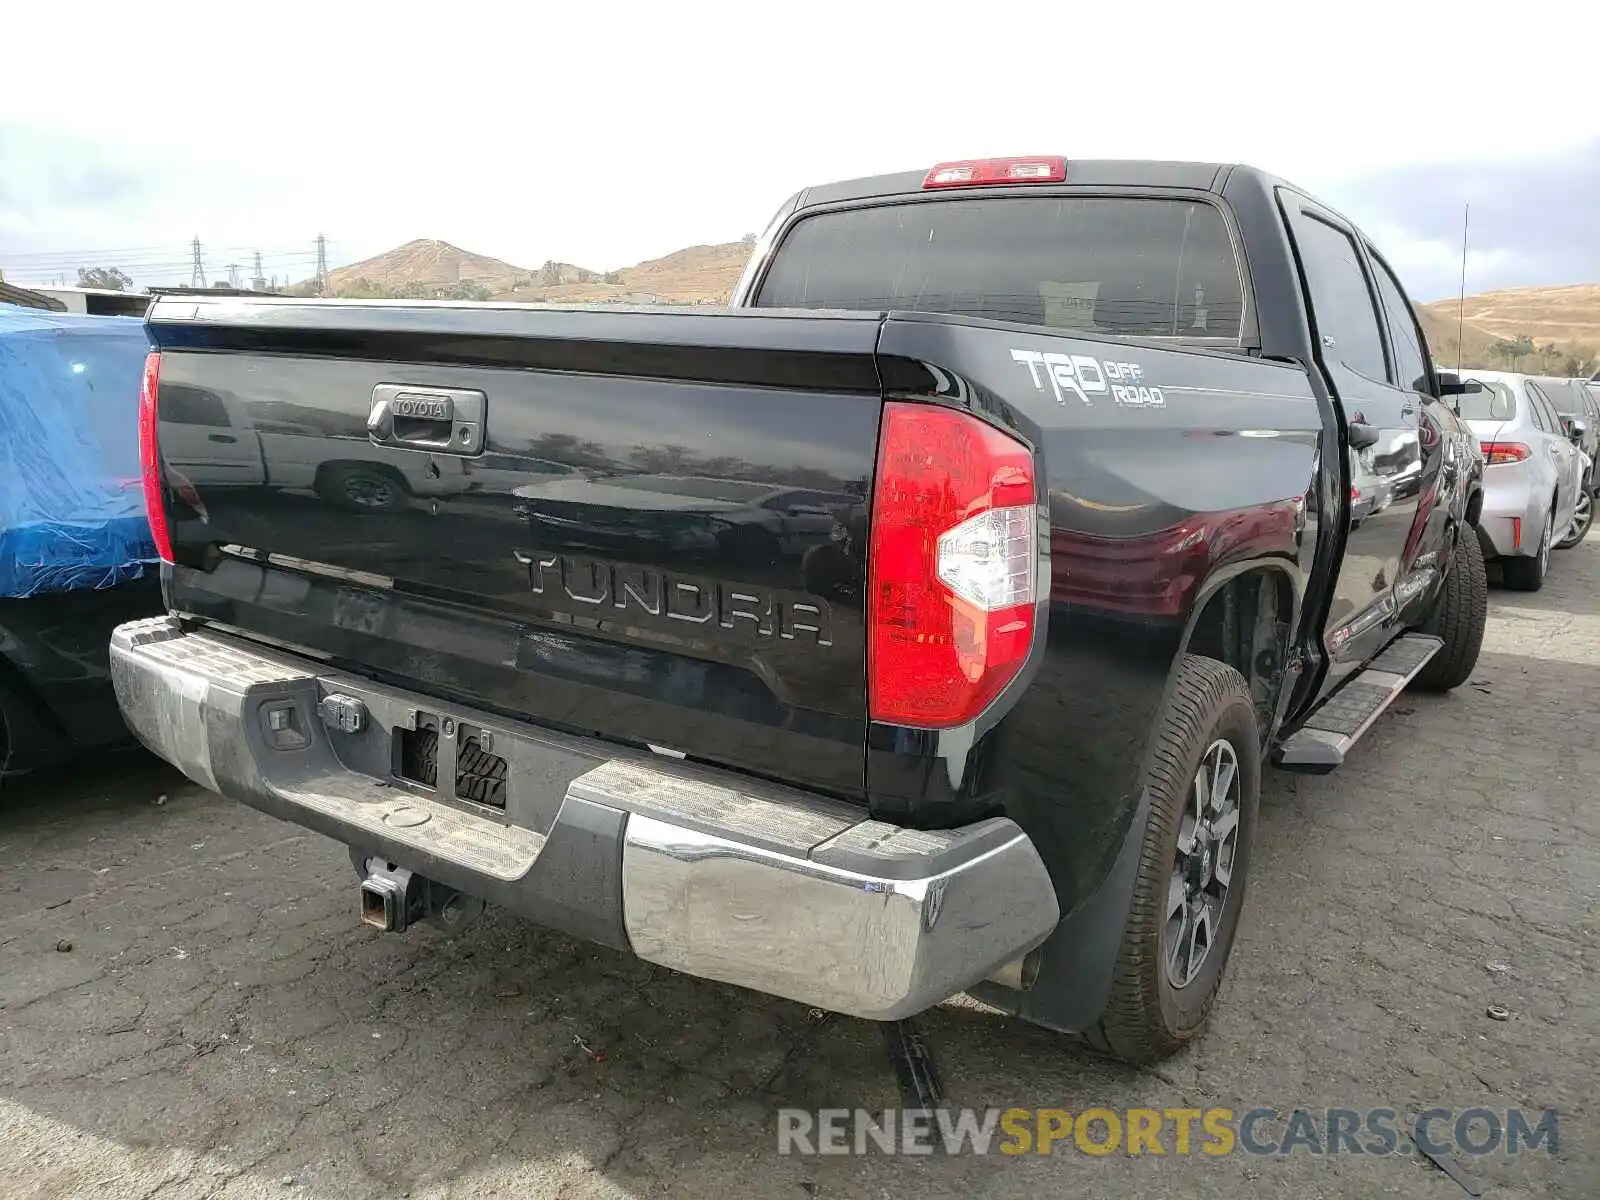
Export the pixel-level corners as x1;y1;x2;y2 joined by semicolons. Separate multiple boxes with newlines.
776;1106;1560;1157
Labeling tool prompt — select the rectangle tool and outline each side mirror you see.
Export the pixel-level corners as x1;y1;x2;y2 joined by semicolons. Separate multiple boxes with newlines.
1436;373;1485;398
1567;418;1587;444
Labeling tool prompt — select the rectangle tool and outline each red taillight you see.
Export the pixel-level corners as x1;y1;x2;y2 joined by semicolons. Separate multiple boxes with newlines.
1480;441;1531;466
138;350;174;563
867;402;1038;727
922;156;1067;189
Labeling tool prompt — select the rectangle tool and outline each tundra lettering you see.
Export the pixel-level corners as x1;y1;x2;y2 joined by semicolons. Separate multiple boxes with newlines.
514;550;834;645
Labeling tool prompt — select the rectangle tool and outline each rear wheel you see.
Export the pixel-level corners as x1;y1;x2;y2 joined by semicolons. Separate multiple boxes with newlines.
1556;488;1592;549
1411;526;1488;692
315;464;410;513
1502;502;1554;591
1088;655;1260;1064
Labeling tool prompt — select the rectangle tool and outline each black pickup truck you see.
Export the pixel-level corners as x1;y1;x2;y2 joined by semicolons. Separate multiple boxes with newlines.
111;157;1486;1064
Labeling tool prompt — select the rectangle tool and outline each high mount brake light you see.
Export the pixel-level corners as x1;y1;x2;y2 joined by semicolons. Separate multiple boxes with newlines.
922;156;1068;189
1480;441;1531;465
867;402;1038;727
138;350;174;563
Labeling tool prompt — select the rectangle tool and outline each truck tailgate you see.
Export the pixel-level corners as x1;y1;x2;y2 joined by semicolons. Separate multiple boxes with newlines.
145;302;883;799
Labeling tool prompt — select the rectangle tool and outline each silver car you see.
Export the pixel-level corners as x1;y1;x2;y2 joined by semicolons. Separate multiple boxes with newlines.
1454;369;1586;591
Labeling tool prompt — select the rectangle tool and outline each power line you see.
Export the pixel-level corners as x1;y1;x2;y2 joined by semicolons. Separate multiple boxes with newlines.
0;245;320;270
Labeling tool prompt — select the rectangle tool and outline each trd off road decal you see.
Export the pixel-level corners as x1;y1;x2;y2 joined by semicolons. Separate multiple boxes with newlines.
1010;348;1167;409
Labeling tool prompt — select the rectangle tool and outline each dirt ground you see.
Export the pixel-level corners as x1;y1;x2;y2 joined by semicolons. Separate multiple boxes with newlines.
1;545;1596;1199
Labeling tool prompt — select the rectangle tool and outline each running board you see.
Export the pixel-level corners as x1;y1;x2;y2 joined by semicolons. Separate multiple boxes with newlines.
1275;634;1442;773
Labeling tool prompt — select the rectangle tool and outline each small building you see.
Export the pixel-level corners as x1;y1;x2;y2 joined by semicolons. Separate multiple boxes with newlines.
13;286;149;317
0;281;67;311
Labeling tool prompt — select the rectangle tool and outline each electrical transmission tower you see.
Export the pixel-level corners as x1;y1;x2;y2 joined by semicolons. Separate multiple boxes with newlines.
251;251;267;292
190;238;207;288
315;233;329;297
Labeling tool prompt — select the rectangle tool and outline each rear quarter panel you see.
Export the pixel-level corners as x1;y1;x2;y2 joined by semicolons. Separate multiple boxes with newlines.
871;315;1326;912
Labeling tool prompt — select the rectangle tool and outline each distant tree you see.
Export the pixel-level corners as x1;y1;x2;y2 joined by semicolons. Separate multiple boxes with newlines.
1491;334;1536;368
740;232;758;250
602;271;623;286
333;277;393;299
438;281;491;302
77;266;133;291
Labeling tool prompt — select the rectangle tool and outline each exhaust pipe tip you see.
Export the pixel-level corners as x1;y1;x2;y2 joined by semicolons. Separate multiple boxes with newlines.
985;949;1042;992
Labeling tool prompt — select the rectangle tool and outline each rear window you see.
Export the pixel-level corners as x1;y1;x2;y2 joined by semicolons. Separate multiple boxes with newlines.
754;196;1245;340
1457;380;1516;421
1547;381;1587;416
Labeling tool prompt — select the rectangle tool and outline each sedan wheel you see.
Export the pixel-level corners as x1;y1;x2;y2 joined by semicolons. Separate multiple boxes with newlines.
1556;488;1592;549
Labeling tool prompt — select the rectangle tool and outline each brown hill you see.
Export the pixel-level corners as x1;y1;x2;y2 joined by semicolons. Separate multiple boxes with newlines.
323;239;1597;374
1415;306;1504;371
496;240;754;305
1419;285;1600;346
326;239;526;293
321;237;753;306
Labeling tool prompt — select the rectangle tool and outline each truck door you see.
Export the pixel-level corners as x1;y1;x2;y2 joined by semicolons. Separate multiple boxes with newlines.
1282;197;1423;670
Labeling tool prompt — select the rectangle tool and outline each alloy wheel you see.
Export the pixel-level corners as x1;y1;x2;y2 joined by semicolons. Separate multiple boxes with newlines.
1564;490;1592;544
1165;738;1242;989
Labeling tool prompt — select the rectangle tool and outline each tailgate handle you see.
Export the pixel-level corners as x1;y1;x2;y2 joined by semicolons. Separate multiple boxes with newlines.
368;385;486;456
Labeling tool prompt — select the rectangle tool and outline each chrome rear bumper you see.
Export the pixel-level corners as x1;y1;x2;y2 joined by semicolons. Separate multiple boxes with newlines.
110;617;1060;1020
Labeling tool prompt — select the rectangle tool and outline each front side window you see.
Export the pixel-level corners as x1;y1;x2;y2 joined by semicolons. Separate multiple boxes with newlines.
1367;249;1430;392
755;195;1246;340
160;384;231;428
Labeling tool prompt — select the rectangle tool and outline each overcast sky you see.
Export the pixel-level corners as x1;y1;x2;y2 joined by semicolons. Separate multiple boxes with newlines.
3;0;1597;301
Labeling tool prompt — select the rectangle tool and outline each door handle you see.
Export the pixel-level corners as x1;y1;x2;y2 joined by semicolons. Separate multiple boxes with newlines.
369;385;485;455
1400;402;1416;417
208;433;238;444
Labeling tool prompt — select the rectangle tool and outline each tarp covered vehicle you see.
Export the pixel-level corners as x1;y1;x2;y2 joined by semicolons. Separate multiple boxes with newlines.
0;308;163;774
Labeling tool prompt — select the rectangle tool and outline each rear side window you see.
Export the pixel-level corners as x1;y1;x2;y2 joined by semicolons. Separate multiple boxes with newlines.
1290;215;1387;381
1525;383;1558;432
754;196;1246;340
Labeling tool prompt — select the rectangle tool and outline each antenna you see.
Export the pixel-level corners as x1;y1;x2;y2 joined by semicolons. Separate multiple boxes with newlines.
1455;202;1469;373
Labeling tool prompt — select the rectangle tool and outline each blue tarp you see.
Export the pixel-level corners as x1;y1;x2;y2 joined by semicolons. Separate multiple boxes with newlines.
0;308;156;597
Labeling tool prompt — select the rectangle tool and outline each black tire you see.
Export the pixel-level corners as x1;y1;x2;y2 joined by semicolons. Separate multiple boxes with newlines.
315;464;410;513
1089;655;1261;1064
1411;527;1488;692
455;736;508;807
1501;502;1554;592
0;677;57;777
400;725;440;787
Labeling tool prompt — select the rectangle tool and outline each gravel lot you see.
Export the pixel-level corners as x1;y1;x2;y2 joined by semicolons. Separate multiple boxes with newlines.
2;545;1596;1200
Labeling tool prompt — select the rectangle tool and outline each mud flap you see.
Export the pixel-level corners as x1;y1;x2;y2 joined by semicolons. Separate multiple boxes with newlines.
966;785;1153;1033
